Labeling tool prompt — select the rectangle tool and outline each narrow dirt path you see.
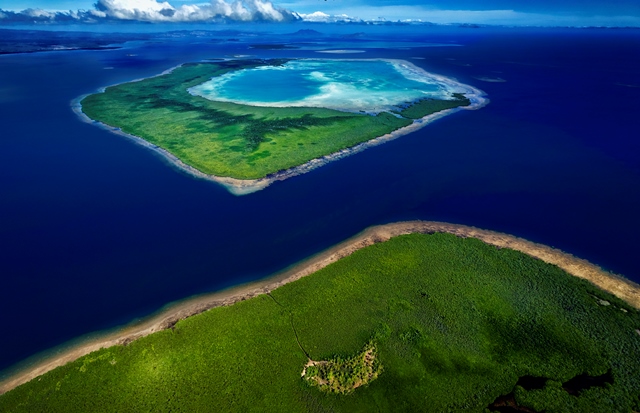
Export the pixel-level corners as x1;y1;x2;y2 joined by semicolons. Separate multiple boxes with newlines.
267;293;311;359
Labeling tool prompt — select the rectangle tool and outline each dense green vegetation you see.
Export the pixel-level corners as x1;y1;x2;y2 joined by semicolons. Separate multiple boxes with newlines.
82;59;447;180
2;233;639;412
396;93;471;120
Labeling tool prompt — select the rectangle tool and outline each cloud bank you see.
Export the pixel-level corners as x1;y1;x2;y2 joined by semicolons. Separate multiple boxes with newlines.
297;7;640;26
1;0;639;26
313;6;640;26
0;0;299;23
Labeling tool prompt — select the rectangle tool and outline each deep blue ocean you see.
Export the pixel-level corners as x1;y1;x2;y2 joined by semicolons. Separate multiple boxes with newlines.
1;26;639;376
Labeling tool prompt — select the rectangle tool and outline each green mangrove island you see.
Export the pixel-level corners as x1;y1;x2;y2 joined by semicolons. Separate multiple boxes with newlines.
1;222;639;412
78;59;483;193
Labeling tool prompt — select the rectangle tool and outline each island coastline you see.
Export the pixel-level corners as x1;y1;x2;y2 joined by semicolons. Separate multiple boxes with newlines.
1;220;638;396
72;59;488;195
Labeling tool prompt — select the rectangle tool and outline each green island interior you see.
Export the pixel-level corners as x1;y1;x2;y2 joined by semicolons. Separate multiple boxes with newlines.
80;60;470;180
1;232;639;412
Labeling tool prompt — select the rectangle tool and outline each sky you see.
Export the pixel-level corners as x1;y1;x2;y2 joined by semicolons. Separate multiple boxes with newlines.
0;0;639;26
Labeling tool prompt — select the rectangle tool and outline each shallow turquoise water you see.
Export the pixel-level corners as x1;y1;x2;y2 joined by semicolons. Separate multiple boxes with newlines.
189;59;454;112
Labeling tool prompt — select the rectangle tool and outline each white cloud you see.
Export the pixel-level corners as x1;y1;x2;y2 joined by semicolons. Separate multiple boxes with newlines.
296;11;362;23
92;0;297;22
89;10;107;18
296;6;640;26
297;11;329;22
21;8;57;18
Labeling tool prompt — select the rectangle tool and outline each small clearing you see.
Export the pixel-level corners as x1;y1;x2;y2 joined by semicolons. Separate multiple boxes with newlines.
302;341;381;394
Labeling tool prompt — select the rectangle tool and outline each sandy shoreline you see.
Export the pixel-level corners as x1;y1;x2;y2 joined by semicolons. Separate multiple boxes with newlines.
72;58;487;196
1;220;638;395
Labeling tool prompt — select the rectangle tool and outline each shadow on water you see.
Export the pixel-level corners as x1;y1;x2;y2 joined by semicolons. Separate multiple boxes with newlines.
487;369;614;412
562;369;613;396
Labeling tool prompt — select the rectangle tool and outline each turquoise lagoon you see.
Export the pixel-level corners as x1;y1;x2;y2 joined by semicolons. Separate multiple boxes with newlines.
188;59;461;113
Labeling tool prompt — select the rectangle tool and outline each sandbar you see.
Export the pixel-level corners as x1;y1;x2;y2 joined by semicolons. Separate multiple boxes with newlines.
1;220;638;395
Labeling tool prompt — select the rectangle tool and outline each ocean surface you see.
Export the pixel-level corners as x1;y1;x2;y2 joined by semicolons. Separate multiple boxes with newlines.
1;26;639;377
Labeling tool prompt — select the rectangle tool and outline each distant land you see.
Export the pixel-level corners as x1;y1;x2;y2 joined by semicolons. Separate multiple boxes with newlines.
1;26;637;55
0;29;153;54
